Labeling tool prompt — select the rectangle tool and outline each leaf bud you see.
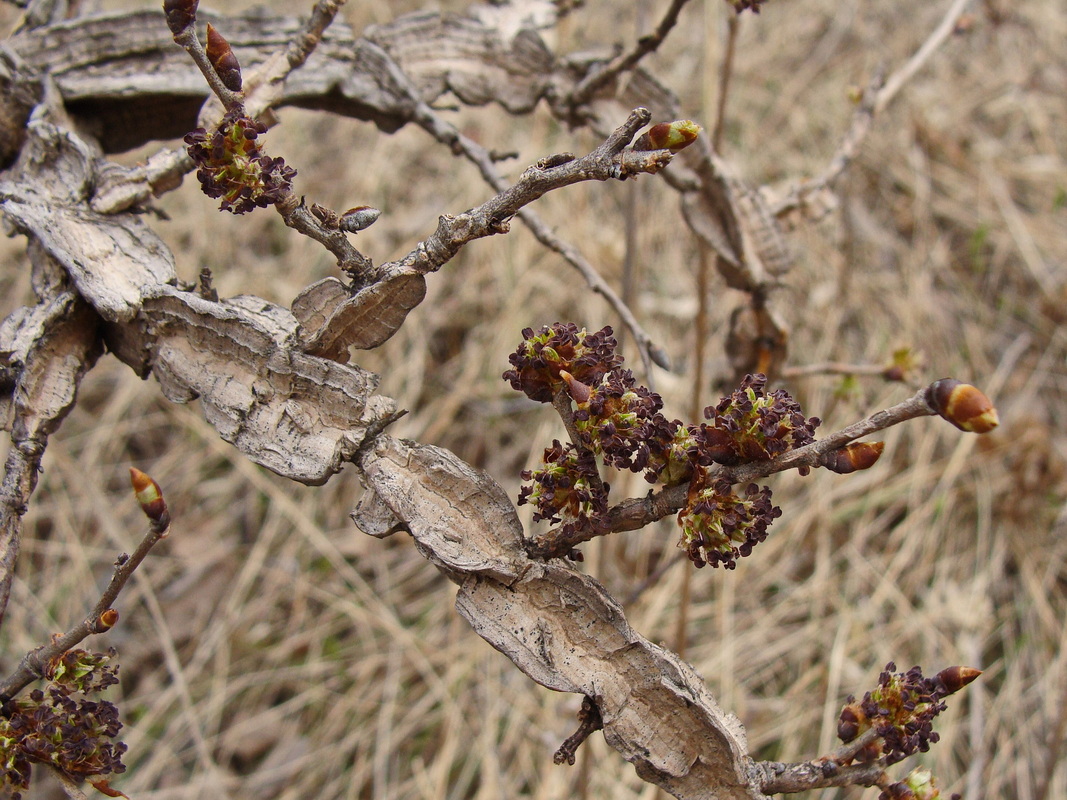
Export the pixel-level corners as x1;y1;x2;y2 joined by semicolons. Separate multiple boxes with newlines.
933;665;981;696
163;0;198;36
926;378;999;433
559;370;592;406
129;467;171;532
206;24;243;93
821;441;885;474
97;608;119;631
339;205;381;233
633;120;702;153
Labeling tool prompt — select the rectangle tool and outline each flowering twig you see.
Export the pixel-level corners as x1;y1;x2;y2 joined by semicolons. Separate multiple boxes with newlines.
526;379;996;560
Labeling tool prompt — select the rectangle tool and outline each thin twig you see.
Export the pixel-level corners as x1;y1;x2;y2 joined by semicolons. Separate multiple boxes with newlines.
771;0;972;218
782;361;894;379
757;756;885;794
568;0;695;111
553;696;604;765
396;97;671;373
0;516;170;703
710;12;740;152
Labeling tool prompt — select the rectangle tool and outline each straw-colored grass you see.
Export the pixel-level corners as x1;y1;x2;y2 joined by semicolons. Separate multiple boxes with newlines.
2;0;1065;798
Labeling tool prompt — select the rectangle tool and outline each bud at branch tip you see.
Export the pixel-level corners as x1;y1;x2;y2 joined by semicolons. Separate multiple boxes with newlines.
129;467;171;532
926;379;998;433
634;120;702;153
163;0;198;36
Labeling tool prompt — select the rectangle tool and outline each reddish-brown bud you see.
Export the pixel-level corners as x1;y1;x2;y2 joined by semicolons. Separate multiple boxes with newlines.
821;441;885;474
633;120;702;153
206;24;242;92
934;665;981;696
130;467;171;531
559;370;592;405
163;0;198;35
926;378;999;433
86;776;130;798
97;608;119;631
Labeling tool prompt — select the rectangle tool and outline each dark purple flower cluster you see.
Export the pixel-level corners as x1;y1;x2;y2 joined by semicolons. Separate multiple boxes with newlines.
503;324;622;403
879;767;960;800
518;441;607;540
838;662;951;765
185;106;296;214
505;327;822;567
677;477;781;569
573;368;678;480
691;373;820;466
0;650;125;798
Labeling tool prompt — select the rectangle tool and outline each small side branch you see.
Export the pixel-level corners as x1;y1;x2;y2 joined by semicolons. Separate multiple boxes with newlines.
567;0;695;111
398;100;671;372
553;696;604;765
772;0;972;218
757;758;886;794
0;513;170;703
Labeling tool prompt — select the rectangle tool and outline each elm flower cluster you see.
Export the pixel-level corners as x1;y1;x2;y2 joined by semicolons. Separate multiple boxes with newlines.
879;767;960;800
677;477;781;569
572;368;678;480
0;649;126;799
519;441;606;531
837;663;979;766
185;106;296;214
506;325;821;568
503;323;623;403
691;373;820;466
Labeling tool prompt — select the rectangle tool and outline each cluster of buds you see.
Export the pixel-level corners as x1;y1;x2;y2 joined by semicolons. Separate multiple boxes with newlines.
880;767;960;800
519;441;606;534
0;650;126;798
505;324;823;567
690;373;820;466
677;477;781;569
184;107;296;215
837;663;981;765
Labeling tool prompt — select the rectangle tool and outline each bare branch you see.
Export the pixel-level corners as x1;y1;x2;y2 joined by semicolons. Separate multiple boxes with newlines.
771;0;972;219
757;757;886;795
567;0;695;111
0;293;103;625
294;106;675;361
402;100;671;371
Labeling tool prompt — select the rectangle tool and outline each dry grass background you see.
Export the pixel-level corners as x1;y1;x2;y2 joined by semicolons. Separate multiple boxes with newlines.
1;0;1065;798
